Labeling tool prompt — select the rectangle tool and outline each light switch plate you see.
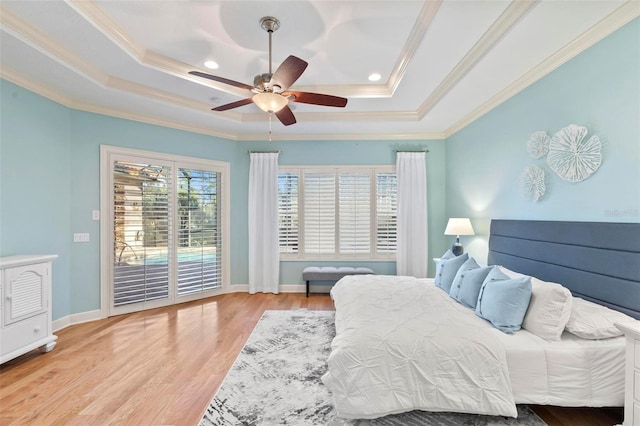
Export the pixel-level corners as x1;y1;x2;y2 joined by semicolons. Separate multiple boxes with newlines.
92;210;100;220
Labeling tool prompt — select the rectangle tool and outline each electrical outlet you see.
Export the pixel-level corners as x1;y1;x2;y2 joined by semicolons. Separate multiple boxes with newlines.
73;233;90;243
92;210;100;220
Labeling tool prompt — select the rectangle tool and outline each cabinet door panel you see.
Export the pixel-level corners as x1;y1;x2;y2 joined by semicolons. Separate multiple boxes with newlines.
4;263;47;325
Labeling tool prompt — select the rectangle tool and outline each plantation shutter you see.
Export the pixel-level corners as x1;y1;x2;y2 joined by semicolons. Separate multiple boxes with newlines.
339;172;371;254
278;166;397;259
113;161;171;307
278;172;299;254
376;172;398;254
176;168;222;294
303;171;336;254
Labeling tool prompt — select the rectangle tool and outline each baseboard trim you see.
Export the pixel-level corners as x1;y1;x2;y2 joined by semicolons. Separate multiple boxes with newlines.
227;284;249;293
52;309;104;332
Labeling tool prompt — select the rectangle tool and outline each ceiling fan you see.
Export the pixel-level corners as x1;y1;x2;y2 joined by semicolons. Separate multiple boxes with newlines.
189;16;348;126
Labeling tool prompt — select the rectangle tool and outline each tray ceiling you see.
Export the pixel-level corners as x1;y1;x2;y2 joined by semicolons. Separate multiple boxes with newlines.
1;0;637;141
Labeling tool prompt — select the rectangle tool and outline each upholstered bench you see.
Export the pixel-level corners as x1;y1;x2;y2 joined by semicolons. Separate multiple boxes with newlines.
302;266;374;297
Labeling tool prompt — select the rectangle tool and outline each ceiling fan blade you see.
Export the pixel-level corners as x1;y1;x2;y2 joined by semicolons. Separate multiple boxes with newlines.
212;98;254;112
283;91;348;108
189;71;254;90
275;105;296;126
271;56;308;91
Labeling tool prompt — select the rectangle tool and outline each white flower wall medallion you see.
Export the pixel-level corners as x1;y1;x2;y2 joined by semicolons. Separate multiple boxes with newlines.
519;165;546;201
546;124;602;182
527;131;550;159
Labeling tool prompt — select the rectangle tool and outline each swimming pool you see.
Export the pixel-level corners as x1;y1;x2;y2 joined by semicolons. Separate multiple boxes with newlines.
127;251;217;265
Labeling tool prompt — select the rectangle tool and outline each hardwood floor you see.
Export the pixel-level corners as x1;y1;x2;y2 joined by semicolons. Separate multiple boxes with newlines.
0;293;623;425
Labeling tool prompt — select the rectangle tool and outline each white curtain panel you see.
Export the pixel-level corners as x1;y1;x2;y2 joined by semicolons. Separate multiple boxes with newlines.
248;152;280;294
396;152;428;278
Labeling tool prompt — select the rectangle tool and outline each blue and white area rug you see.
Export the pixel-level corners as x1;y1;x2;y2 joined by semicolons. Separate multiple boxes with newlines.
199;310;546;426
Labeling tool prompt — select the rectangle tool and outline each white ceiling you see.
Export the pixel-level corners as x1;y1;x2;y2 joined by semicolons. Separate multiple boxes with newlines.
1;0;638;141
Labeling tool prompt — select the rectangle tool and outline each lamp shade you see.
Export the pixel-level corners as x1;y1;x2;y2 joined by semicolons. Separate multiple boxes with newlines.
444;218;475;236
252;92;288;113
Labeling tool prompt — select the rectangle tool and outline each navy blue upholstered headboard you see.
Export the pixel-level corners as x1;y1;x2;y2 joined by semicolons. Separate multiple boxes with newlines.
488;220;640;319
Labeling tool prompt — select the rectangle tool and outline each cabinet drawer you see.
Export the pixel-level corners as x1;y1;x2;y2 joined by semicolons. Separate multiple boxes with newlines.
635;340;640;366
635;370;640;402
0;313;49;356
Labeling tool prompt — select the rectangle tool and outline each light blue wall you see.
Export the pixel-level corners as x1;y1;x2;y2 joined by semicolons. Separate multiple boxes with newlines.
0;81;72;320
446;18;640;262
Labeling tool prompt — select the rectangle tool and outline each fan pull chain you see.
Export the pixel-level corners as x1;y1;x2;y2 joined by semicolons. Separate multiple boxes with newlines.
268;112;273;141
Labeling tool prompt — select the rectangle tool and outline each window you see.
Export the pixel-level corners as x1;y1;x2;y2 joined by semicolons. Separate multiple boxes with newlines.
102;146;230;316
278;166;397;260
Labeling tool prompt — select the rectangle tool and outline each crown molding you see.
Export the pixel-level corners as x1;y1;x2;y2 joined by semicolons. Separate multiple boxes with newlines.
0;66;79;108
0;6;109;85
105;76;215;113
386;0;442;96
443;0;640;138
64;0;143;60
417;0;539;118
234;132;446;142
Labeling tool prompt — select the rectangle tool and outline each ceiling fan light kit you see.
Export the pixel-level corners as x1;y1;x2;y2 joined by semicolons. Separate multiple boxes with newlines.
253;92;289;113
189;16;347;127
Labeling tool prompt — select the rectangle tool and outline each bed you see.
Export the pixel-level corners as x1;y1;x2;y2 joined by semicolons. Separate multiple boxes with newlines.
322;220;640;419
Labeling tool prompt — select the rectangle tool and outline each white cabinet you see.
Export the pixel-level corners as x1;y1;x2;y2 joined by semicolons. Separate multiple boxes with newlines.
0;255;58;364
617;321;640;426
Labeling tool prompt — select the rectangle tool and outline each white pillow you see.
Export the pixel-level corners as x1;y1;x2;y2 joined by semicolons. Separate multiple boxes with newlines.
521;278;572;341
497;266;527;279
565;297;637;339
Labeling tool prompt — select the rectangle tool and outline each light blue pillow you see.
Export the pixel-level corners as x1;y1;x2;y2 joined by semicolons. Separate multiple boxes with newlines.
434;249;455;287
475;273;532;334
448;257;480;299
484;266;510;282
456;266;495;309
435;253;468;292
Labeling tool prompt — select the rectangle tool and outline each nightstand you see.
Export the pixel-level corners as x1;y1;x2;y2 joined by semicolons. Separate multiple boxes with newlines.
616;322;640;426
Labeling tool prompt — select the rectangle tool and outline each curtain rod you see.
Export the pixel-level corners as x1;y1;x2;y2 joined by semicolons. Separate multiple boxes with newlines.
247;150;281;154
395;149;429;153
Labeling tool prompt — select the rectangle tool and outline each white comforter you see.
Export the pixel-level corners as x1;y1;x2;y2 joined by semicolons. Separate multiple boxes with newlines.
322;275;518;419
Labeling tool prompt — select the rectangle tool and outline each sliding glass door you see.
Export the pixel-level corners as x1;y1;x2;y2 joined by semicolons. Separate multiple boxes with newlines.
105;148;229;316
112;160;172;312
176;168;222;296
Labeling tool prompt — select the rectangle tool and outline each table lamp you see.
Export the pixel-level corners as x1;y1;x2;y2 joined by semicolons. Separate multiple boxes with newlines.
444;218;475;256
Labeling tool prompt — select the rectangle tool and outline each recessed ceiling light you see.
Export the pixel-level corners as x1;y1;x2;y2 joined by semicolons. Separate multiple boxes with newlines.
368;73;381;82
204;60;219;70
